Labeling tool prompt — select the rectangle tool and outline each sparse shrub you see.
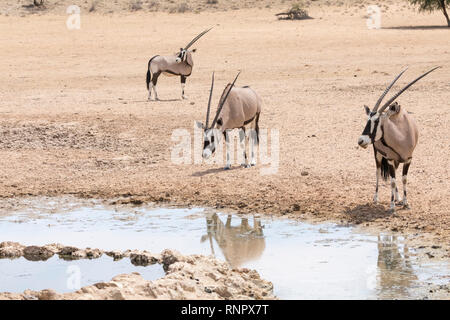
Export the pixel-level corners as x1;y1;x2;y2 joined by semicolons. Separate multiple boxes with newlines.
276;2;312;20
170;2;190;13
130;0;143;11
148;1;159;9
178;3;190;12
89;0;98;12
206;0;219;4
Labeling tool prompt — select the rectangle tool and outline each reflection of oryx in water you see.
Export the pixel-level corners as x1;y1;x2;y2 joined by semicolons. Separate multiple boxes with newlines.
201;214;265;267
376;235;417;298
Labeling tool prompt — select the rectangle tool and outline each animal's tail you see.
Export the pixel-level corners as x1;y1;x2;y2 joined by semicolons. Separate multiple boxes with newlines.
380;157;389;181
146;55;158;90
254;112;260;145
146;69;151;90
380;158;399;181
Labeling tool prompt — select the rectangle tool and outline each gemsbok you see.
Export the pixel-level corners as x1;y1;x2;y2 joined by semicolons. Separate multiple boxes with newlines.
357;66;440;212
195;72;262;170
146;27;212;101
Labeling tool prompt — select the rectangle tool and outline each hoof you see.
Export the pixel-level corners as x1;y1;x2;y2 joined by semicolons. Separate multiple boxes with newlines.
250;162;256;167
240;164;251;168
403;203;410;210
182;96;188;100
388;207;396;214
224;166;231;171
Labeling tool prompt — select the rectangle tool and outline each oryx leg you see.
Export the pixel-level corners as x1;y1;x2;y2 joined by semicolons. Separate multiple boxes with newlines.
181;75;187;100
249;128;256;166
241;218;251;232
253;216;263;236
226;215;232;227
388;160;397;213
152;72;161;101
374;151;382;204
239;128;249;168
401;160;411;208
224;130;231;170
394;161;400;204
148;79;153;101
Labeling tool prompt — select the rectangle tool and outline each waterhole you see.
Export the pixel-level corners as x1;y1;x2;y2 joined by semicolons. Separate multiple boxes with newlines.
0;198;448;299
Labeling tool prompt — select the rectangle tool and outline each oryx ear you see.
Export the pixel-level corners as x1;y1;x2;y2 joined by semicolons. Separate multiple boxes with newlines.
364;105;370;115
195;120;204;129
191;48;197;53
389;102;401;114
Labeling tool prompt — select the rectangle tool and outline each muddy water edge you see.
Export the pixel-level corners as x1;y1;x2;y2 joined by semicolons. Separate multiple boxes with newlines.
0;196;448;299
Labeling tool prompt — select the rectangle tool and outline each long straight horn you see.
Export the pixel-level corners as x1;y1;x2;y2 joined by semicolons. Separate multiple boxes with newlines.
378;66;441;114
210;71;241;129
373;67;408;112
184;27;213;50
205;72;214;128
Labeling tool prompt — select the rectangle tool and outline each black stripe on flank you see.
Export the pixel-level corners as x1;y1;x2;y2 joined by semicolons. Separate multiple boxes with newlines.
380;126;404;162
244;115;256;125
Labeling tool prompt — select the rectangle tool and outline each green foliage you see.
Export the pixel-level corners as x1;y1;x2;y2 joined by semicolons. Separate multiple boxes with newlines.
408;0;449;12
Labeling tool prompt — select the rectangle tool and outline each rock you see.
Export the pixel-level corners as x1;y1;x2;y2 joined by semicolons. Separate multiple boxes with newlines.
23;246;54;261
105;251;125;260
130;252;158;266
0;242;275;300
161;249;180;271
0;242;25;258
85;248;102;259
37;289;58;300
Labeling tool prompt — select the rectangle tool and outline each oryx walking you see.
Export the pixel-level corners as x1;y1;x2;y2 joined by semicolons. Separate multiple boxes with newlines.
146;27;212;101
357;66;440;212
196;72;262;170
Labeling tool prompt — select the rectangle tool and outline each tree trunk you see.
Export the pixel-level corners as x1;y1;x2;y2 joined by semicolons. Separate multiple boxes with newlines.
440;0;450;27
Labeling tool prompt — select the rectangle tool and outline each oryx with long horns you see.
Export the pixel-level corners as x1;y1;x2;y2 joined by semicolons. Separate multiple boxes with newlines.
196;72;262;170
358;66;440;212
146;27;212;101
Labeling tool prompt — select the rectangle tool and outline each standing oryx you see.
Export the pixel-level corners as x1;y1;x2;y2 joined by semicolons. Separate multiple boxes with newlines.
146;27;212;101
357;66;440;212
196;72;262;170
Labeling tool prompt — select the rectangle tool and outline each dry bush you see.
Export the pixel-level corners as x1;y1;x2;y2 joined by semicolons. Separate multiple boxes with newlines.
170;2;190;13
89;0;99;12
148;1;159;9
276;2;312;20
130;0;143;11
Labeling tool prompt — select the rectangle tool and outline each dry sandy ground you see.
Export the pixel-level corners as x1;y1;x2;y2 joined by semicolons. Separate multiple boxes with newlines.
0;242;274;299
0;1;449;263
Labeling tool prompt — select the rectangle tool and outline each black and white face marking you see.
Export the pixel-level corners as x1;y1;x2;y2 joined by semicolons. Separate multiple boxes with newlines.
202;129;217;159
175;49;186;63
358;106;382;148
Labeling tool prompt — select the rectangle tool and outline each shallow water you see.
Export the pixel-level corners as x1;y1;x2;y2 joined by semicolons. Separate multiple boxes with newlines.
0;255;165;294
0;198;448;299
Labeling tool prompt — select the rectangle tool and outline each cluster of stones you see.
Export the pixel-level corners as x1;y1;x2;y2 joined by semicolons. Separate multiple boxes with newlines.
0;241;275;300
